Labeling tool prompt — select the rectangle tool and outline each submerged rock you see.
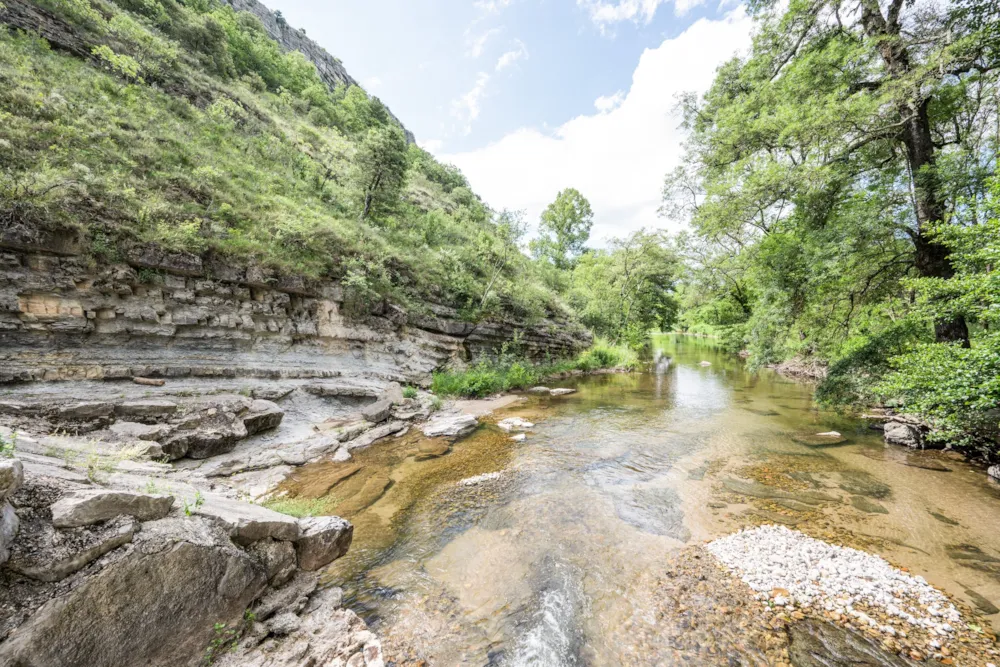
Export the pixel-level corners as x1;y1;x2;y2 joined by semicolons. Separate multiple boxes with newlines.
497;417;534;433
850;495;889;515
788;620;912;667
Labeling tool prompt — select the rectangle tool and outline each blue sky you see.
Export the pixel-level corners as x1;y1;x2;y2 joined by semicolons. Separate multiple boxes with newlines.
266;0;753;241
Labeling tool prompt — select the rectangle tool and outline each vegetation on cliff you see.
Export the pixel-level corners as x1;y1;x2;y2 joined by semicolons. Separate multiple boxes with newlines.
666;0;1000;450
0;0;557;321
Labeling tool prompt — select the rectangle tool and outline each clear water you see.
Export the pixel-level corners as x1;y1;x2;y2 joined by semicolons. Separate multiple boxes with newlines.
279;335;1000;665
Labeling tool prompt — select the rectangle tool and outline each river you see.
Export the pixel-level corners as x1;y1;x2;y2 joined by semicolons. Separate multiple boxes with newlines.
277;334;1000;665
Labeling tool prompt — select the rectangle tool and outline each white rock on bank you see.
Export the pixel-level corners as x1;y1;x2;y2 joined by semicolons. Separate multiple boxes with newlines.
421;414;477;438
549;388;576;396
816;431;841;437
510;433;526;442
705;525;961;635
497;417;534;433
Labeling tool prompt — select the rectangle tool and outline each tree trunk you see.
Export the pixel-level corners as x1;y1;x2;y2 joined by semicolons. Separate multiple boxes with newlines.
859;0;970;346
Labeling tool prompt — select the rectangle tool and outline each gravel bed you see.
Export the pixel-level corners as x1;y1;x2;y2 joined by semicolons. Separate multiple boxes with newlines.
706;525;961;637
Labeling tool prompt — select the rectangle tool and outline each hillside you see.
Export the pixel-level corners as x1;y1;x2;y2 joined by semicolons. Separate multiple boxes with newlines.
0;0;559;325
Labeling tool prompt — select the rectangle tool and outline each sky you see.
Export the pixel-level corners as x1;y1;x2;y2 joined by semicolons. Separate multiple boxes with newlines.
264;0;754;244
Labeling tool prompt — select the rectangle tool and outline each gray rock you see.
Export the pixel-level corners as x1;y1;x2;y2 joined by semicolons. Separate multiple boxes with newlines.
497;417;534;433
0;516;267;667
108;421;173;442
549;388;576;396
0;501;19;565
361;398;393;423
196;494;300;545
0;458;24;500
528;386;551;393
115;399;178;418
788;620;911;667
381;382;405;404
295;516;353;571
343;421;406;451
421;413;477;438
163;417;249;460
50;489;175;527
884;421;924;449
6;516;135;582
988;465;1000;482
58;401;114;420
247;538;297;587
243;399;284;435
251;572;320;621
266;612;301;636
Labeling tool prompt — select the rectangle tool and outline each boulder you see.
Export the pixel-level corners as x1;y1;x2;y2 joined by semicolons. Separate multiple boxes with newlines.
549;388;576;396
295;516;353;571
50;489;175;528
343;421;406;451
884;421;924;449
243;399;285;435
0;501;19;566
421;414;477;438
528;386;551;394
361;398;393;424
497;417;534;433
115;399;178;418
988;465;1000;482
0;517;268;667
251;572;320;621
6;516;135;582
57;401;114;420
267;612;302;636
163;417;248;460
196;494;300;545
0;458;24;499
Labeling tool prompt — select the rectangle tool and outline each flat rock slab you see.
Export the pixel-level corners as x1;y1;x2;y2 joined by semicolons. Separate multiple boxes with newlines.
6;516;135;582
723;478;839;505
549;388;576;396
527;386;551;394
196;495;299;545
335;473;391;516
344;421;405;451
243;400;284;435
850;495;889;514
51;489;175;527
108;421;173;442
788;620;912;667
57;402;114;420
295;516;353;571
421;414;477;438
115;400;178;418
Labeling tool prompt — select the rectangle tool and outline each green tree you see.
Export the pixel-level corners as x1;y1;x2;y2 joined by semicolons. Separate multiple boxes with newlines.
531;187;594;270
353;125;408;221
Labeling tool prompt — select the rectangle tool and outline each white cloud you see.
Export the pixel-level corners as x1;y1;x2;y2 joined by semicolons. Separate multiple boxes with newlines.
474;0;513;13
578;0;706;27
594;90;625;112
442;10;752;243
495;40;528;71
452;72;492;134
468;27;502;58
419;138;444;153
365;76;383;90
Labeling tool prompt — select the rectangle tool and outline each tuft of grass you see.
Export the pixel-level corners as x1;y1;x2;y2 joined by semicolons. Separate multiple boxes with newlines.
262;496;331;518
431;338;641;398
402;386;418;399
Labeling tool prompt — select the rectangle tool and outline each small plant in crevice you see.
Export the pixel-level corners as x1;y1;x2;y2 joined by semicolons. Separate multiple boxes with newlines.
402;386;418;399
184;490;205;516
0;431;16;458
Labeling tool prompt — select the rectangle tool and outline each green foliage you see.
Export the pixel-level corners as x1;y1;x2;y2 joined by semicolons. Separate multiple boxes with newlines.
402;386;418;399
531;188;594;270
262;496;330;518
569;229;679;345
431;339;640;398
0;431;16;458
0;1;564;322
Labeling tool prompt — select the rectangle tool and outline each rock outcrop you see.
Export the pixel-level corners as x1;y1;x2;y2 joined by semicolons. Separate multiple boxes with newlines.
0;460;369;667
0;242;590;385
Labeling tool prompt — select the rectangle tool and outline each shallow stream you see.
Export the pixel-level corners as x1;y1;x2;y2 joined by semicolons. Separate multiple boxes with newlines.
279;335;1000;665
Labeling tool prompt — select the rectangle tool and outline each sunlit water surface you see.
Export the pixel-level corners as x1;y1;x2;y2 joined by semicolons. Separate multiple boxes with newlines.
279;335;1000;665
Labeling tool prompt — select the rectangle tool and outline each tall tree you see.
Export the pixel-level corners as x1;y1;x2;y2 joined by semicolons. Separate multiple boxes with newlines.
666;0;999;348
353;125;408;222
531;188;594;270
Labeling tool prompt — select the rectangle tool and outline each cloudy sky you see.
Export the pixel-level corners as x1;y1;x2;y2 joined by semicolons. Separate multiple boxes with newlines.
265;0;753;243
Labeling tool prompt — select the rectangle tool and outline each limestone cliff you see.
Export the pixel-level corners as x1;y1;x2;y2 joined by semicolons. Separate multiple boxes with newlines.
0;231;591;385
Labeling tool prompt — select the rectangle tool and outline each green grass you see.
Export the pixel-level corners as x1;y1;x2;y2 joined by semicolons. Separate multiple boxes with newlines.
431;338;641;398
261;496;331;518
